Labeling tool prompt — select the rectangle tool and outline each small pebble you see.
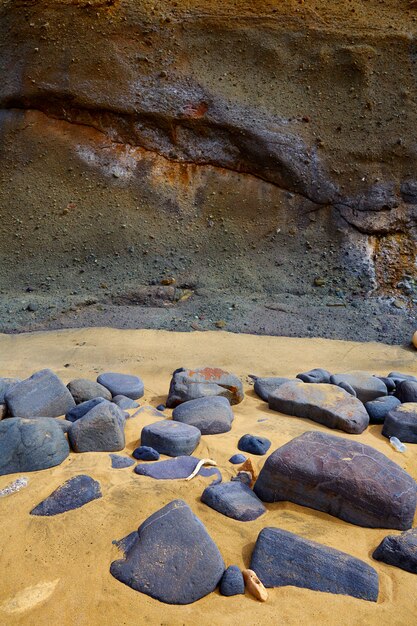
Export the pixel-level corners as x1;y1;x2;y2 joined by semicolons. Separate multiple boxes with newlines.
229;453;247;464
133;446;160;461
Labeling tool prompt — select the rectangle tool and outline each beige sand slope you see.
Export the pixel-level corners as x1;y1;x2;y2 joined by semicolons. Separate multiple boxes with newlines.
0;329;416;626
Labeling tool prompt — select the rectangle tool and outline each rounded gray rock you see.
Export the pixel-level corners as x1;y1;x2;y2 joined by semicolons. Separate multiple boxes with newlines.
172;396;233;434
140;420;201;457
67;378;112;404
5;369;75;418
97;372;144;400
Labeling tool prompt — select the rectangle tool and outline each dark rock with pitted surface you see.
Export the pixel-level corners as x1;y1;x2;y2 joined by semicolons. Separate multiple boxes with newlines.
67;378;112;404
269;380;369;434
110;499;225;604
382;403;417;443
201;480;266;521
250;376;292;402
250;527;379;601
254;430;417;529
0;417;70;475
166;367;244;408
172;396;234;435
373;528;417;574
238;434;271;456
30;474;102;515
140;420;201;457
68;401;125;452
5;369;75;418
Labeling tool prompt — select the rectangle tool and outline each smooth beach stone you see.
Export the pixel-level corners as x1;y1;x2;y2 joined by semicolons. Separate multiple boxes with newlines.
134;456;221;483
156;404;166;411
238;434;271;455
253;431;417;529
336;381;357;397
373;528;417;574
229;453;247;464
388;372;417;385
68;401;125;452
395;380;417;403
97;372;144;400
5;368;76;418
110;499;225;604
172;396;234;435
201;480;266;521
0;378;21;403
220;566;245;596
166;366;244;408
376;377;396;393
0;417;69;476
269;380;369;434
65;397;106;423
365;396;401;424
112;395;139;410
382;403;417;443
251;376;292;402
67;378;112;404
296;368;331;384
30;475;101;515
330;371;387;403
110;454;135;469
250;527;379;602
140;420;201;457
133;446;160;461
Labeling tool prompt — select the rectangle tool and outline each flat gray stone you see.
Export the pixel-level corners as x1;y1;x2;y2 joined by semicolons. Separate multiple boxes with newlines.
68;401;125;452
141;420;201;457
330;371;387;403
269;380;369;434
166;367;244;407
5;369;75;418
201;480;266;521
254;430;417;529
30;475;102;515
67;378;112;404
97;372;144;400
172;396;233;434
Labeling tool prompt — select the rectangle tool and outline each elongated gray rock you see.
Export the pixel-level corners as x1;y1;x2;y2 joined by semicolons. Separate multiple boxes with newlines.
269;380;369;434
68;401;125;452
250;527;379;601
0;417;70;475
254;431;417;529
5;369;75;418
172;396;234;434
30;475;102;515
373;528;417;574
110;500;225;604
382;403;417;443
201;480;266;521
67;378;112;404
166;367;244;407
330;371;387;403
251;376;292;402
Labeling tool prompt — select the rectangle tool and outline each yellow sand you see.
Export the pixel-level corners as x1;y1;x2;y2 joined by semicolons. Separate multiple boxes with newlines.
0;328;416;626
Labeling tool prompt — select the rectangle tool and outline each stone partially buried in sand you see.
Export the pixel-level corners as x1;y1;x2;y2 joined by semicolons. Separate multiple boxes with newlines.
330;371;387;403
110;499;225;604
269;380;369;434
220;566;245;596
5;369;75;418
140;420;201;456
0;417;69;475
30;475;102;515
97;372;144;400
201;480;266;521
373;528;417;574
166;367;244;408
134;456;221;482
382;403;417;443
250;527;379;601
68;401;125;452
67;378;112;404
172;396;234;434
253;431;417;529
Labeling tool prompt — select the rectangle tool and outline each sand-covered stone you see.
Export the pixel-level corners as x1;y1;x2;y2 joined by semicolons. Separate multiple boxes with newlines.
166;367;244;407
382;403;417;443
97;372;144;400
65;397;106;423
140;420;200;456
254;431;417;529
250;527;379;601
172;396;233;434
30;475;102;515
365;396;401;424
134;456;221;482
269;380;369;434
110;454;135;469
0;417;69;475
68;401;125;452
296;368;331;384
67;378;112;404
251;376;292;402
110;499;225;604
201;480;266;521
5;369;75;418
373;528;417;574
330;371;387;403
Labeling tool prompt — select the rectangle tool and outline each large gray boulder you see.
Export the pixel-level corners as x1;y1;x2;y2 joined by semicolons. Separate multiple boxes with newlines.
330;371;387;403
0;417;70;475
269;380;369;434
67;378;112;404
166;367;244;407
172;396;234;434
254;431;417;529
110;500;225;604
68;401;125;452
250;527;378;601
5;369;75;418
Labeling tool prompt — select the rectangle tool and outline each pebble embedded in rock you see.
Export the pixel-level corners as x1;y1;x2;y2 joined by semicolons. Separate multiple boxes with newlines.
229;453;247;464
67;378;112;404
373;527;417;574
5;369;76;418
395;380;417;403
133;446;160;461
251;376;292;402
238;434;271;455
112;395;139;410
30;474;102;515
97;372;144;400
110;454;135;469
330;371;387;403
365;396;401;424
250;527;379;601
382;403;417;443
140;420;201;457
110;499;225;604
166;366;244;407
65;397;106;422
220;566;245;596
68;401;125;452
172;396;234;434
296;368;331;384
201;480;266;521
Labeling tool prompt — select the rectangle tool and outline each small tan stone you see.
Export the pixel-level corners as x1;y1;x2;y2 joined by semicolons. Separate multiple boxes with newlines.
242;569;268;602
412;330;417;349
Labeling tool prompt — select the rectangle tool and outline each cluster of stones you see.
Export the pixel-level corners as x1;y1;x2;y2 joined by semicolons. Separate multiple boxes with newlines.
1;365;417;605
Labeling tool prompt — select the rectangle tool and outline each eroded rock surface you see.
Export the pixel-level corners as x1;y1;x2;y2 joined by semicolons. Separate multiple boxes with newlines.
167;367;244;407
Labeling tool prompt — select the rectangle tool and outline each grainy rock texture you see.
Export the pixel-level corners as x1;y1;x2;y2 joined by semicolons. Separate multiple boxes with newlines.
373;528;417;574
201;480;266;521
68;401;126;452
67;378;112;404
30;475;102;516
254;431;417;529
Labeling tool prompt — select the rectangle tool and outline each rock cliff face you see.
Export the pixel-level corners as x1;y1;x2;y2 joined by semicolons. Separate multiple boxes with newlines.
0;0;416;338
